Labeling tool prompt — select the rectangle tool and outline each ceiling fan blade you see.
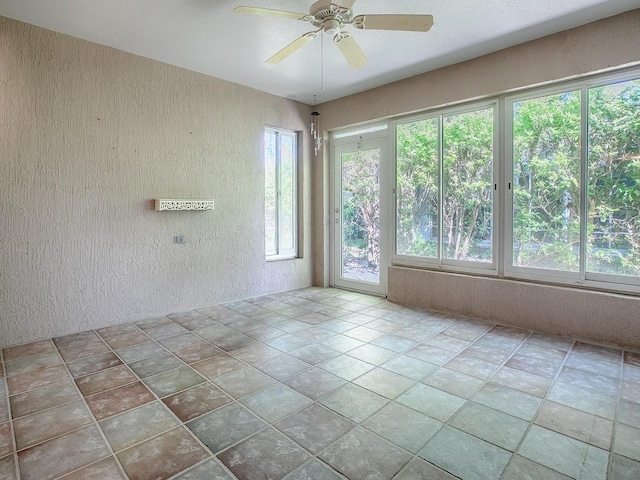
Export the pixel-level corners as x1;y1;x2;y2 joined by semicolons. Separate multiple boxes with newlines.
334;0;357;9
233;6;306;21
334;32;368;69
266;31;320;64
352;14;434;32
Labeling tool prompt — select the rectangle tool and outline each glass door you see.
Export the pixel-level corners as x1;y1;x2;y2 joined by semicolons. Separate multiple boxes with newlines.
332;138;387;295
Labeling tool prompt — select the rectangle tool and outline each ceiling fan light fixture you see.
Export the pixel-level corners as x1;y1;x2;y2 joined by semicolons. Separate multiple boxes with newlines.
323;18;341;36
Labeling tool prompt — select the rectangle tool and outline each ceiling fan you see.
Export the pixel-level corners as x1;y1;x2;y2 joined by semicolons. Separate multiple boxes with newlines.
234;0;434;69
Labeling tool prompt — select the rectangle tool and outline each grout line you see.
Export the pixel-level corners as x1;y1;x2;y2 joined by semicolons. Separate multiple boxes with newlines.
1;354;17;479
39;344;127;480
500;337;576;478
50;455;127;480
606;348;626;478
3;287;636;480
217;309;456;476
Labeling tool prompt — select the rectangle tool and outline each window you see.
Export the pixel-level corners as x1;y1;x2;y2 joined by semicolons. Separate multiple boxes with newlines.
391;70;640;293
396;117;439;259
395;104;496;270
506;76;640;288
264;127;297;259
587;80;640;279
510;90;582;273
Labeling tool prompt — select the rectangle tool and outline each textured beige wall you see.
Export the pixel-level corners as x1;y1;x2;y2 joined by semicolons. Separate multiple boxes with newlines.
318;10;640;131
314;10;640;346
388;268;640;350
0;17;313;347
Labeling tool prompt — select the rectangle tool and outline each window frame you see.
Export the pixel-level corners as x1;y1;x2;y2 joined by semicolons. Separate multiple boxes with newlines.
504;73;640;292
583;74;640;289
264;126;299;261
504;83;585;285
381;67;640;295
392;100;500;276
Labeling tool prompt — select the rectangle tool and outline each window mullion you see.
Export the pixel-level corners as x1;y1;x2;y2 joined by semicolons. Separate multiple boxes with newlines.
579;86;588;282
437;114;444;264
497;98;506;278
504;98;515;278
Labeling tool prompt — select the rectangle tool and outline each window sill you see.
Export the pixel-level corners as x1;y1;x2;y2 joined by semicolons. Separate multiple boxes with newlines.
266;254;298;262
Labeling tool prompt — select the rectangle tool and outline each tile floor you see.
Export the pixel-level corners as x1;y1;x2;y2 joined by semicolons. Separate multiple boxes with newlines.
0;287;639;480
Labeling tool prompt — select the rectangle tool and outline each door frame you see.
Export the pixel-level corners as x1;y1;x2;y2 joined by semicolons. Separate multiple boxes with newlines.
330;127;390;296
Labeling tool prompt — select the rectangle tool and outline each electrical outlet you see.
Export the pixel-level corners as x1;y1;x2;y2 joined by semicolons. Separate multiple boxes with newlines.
173;235;186;244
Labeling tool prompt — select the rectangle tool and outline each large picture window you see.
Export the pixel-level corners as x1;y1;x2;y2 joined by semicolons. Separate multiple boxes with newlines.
265;128;297;259
395;104;496;270
587;80;640;279
511;90;582;272
391;70;640;293
507;76;640;288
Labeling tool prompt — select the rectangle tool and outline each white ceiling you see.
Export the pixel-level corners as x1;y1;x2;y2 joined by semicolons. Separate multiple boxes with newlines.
1;0;638;105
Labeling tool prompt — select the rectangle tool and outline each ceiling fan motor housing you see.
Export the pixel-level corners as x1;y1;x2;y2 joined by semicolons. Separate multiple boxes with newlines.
308;2;353;35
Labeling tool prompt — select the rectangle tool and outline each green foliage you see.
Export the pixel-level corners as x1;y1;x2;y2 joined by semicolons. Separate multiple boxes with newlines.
587;80;640;275
442;109;494;261
396;108;494;262
395;78;640;278
341;148;381;265
512;90;581;271
407;235;438;257
396;119;439;257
